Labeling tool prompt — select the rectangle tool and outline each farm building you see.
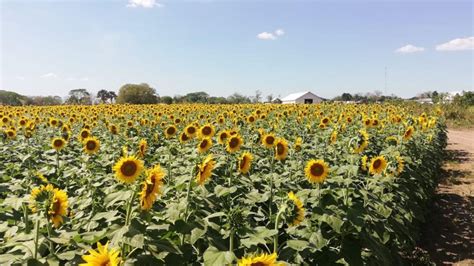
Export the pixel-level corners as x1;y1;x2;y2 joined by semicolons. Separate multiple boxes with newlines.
281;91;323;104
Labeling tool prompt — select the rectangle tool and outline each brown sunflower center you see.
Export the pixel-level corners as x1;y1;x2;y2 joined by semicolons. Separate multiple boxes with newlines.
277;143;285;155
187;127;196;134
240;156;247;169
250;262;265;266
373;159;382;169
121;161;137;177
81;131;89;138
7;131;14;137
86;141;96;150
220;133;228;141
229;137;239;148
54;139;64;147
200;140;209;149
310;163;324;177
265;136;275;145
167;127;176;135
202;126;212;135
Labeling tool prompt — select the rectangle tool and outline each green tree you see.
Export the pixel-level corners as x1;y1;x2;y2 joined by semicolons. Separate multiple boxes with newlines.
341;93;353;101
116;83;158;104
66;89;91;105
97;90;109;103
0;90;27;106
160;96;173;104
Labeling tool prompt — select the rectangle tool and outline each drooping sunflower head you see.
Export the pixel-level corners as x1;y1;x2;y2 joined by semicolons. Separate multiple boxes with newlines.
197;138;213;153
294;137;302;152
196;155;216;186
403;126;414;141
304;159;330;184
385;136;399;146
112;156;144;184
199;124;215;139
353;130;369;153
361;155;368;171
274;138;288;161
395;156;404;176
138;139;147;157
226;135;243;153
238;252;283;266
51;137;67;151
262;133;276;148
165;125;177;139
287;191;305;226
35;172;48;184
48;189;69;228
329;130;338;144
140;165;165;211
29;184;55;213
238;152;253;174
109;124;119;135
80;242;121;266
83;137;100;155
369;155;387;175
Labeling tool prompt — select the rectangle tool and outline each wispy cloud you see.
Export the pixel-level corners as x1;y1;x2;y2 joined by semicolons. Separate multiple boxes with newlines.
395;44;425;54
41;72;58;79
127;0;163;8
436;36;474;51
257;29;285;41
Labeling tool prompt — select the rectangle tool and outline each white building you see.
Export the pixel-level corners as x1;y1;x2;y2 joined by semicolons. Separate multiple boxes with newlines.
281;91;324;104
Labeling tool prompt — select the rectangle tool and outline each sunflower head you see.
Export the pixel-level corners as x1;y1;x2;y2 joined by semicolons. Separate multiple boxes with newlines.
165;125;177;138
304;159;330;184
80;242;121;266
138;139;147;157
197;138;213;153
48;189;69;228
113;156;144;184
403;126;414;140
353;130;369;153
262;133;276;148
196;155;216;185
179;131;191;143
140;165;165;211
218;130;230;144
274;138;288;161
199;124;215;139
287;191;305;226
83;137;100;155
79;129;91;141
238;152;253;174
369;155;387;175
51;137;67;151
294;137;302;152
226;135;243;153
238;252;282;266
184;124;197;138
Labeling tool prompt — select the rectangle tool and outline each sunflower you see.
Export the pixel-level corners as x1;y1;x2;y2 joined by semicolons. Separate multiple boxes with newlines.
6;129;16;139
79;129;91;141
396;156;404;175
238;253;283;266
83;137;100;155
35;172;48;184
179;131;191;143
274;138;288;161
361;155;368;172
165;125;177;138
80;242;121;266
196;155;216;185
369;155;387;175
385;136;399;146
226;135;243;153
113;156;144;184
184;124;198;138
29;184;55;213
199;124;215;139
51;137;67;151
403;126;414;141
49;189;69;227
138;139;147;157
294;137;302;152
238;152;253;174
218;130;229;144
287;191;305;226
139;165;165;211
304;159;330;184
197;138;213;153
329;130;338;144
262;133;276;148
109;124;119;135
353;130;369;153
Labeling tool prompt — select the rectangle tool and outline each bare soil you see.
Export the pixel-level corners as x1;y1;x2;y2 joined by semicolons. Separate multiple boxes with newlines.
419;129;474;265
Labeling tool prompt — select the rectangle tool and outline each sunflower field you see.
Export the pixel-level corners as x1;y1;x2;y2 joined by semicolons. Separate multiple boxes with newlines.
0;103;447;265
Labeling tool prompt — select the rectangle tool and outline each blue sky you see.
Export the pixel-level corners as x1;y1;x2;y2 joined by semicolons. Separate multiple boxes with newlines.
1;0;473;99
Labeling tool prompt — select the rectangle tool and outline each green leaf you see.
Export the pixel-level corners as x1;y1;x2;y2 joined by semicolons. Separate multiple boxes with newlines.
203;246;235;266
286;239;309;251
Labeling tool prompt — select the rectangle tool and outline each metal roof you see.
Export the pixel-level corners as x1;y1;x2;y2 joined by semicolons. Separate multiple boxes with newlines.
281;91;316;101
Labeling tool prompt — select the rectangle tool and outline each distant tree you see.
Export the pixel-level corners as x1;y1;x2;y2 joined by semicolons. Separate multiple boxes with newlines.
227;93;251;104
341;93;353;101
116;83;158;104
253;90;262;103
0;90;27;106
173;95;184;103
266;94;274;103
108;91;117;103
209;96;228;104
97;90;109;103
26;96;62;106
66;89;91;105
183;91;209;103
160;96;173;104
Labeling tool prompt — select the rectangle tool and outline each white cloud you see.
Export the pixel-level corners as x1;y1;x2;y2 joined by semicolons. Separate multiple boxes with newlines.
127;0;163;8
41;73;58;79
395;44;425;54
275;29;285;36
257;32;276;40
436;36;474;51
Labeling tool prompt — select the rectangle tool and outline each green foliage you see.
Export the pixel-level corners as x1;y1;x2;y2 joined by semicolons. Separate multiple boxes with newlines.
116;83;158;104
0;90;27;106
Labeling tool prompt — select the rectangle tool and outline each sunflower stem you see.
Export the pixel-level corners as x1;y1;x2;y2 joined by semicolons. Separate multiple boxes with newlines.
45;215;54;255
181;166;195;246
123;187;137;259
34;218;40;259
23;203;30;234
55;151;60;176
268;153;275;219
273;206;285;253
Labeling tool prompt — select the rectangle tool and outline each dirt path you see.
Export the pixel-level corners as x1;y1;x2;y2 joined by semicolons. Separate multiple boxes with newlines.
419;129;474;265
